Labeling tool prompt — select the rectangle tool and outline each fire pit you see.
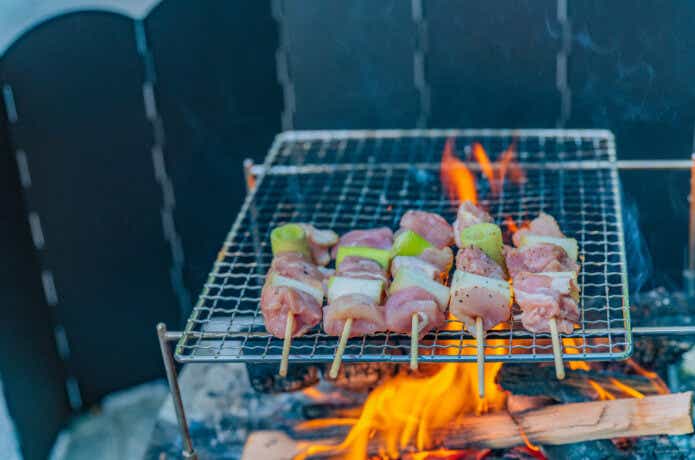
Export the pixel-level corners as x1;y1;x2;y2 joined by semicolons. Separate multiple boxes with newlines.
154;129;695;459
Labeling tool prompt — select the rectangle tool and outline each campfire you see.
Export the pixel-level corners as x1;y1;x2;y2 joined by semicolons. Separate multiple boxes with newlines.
239;139;693;460
157;130;695;460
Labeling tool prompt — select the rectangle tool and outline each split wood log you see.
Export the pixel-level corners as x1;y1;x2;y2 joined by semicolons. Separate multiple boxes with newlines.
241;392;693;460
497;364;662;402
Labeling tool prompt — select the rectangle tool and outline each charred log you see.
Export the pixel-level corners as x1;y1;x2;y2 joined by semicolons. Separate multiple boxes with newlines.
497;364;661;402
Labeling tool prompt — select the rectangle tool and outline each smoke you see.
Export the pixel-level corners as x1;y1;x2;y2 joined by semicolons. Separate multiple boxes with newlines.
621;191;654;296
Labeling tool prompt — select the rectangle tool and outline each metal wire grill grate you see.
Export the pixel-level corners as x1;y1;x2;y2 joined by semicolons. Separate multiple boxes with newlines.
175;130;631;364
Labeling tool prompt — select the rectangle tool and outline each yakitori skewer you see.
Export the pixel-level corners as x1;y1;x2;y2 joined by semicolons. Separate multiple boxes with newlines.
325;229;393;378
262;223;336;377
387;211;454;370
505;212;581;380
450;202;511;398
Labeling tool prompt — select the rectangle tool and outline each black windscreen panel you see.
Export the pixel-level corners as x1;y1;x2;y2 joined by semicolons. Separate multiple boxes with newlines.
426;0;559;128
569;0;695;160
0;67;70;460
0;11;179;406
146;1;282;299
568;1;695;286
282;0;419;129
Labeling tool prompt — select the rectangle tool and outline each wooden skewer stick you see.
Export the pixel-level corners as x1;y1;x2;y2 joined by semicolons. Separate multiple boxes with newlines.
279;312;294;377
548;317;566;380
410;313;419;370
475;316;485;399
329;318;353;379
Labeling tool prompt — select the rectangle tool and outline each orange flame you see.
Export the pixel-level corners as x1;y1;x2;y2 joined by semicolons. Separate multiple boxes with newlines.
504;216;519;234
472;142;496;195
626;358;670;395
440;138;525;203
440;138;477;204
497;140;526;186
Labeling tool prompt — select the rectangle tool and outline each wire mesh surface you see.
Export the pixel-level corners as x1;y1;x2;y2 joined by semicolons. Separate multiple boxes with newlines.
175;129;632;364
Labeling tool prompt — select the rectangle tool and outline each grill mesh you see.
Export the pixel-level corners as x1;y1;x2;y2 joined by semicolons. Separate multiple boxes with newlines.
175;130;631;364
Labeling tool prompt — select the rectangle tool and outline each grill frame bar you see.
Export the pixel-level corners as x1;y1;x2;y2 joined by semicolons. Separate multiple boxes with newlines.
174;129;633;364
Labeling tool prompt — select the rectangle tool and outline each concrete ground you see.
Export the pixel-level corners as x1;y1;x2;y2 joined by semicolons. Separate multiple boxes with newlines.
49;380;167;460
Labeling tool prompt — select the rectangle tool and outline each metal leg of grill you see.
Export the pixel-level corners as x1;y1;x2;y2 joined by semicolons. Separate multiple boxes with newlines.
157;323;197;459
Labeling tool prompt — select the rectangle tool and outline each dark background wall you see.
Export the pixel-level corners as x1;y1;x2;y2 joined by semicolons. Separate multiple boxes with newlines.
1;1;692;458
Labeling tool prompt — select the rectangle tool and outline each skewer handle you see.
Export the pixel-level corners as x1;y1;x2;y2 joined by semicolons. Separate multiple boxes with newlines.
410;313;419;370
475;316;485;399
329;318;353;379
279;312;294;377
549;317;566;380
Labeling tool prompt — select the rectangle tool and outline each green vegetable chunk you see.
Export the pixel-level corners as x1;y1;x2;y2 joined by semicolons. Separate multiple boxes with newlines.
460;222;504;265
336;246;392;270
271;223;310;258
391;229;433;257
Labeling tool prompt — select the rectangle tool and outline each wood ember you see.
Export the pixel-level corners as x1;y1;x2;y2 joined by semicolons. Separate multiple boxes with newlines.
241;393;694;459
497;364;661;402
246;363;320;393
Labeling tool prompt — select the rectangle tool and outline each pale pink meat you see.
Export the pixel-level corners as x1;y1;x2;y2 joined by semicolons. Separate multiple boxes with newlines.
270;252;325;284
450;286;511;332
512;212;564;247
419;246;454;273
336;256;388;283
298;224;339;266
261;285;323;338
453;201;493;248
323;294;386;337
504;244;579;278
399;210;454;249
391;256;439;280
384;287;446;338
512;271;579;334
455;246;506;280
330;227;394;259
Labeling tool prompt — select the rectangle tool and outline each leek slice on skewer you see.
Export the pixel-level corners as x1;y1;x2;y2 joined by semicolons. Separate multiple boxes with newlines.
336;246;392;270
271;223;310;258
459;222;504;266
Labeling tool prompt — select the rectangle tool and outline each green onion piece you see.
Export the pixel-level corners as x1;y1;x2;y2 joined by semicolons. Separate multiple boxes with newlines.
460;222;504;265
336;246;392;270
391;229;433;257
271;223;310;257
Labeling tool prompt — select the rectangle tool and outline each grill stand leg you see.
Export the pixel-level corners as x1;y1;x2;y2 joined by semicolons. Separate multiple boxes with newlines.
157;323;197;459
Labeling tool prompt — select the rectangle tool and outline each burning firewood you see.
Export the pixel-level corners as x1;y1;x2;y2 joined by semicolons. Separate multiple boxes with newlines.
242;392;694;460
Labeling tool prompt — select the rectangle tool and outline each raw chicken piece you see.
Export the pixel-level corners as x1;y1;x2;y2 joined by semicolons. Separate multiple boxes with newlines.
455;246;506;280
512;271;579;334
384;287;446;338
504;244;579;278
299;224;339;266
323;294;386;337
512;212;564;247
336;256;389;283
261;285;323;338
399;210;454;249
330;227;394;259
453;200;493;248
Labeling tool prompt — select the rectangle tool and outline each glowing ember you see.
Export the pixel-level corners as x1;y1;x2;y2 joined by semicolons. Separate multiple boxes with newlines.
440;138;477;204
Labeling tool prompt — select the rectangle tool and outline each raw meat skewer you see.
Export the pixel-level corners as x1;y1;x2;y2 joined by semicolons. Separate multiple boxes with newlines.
326;228;393;378
387;210;453;369
449;201;511;397
263;223;337;376
505;212;581;380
